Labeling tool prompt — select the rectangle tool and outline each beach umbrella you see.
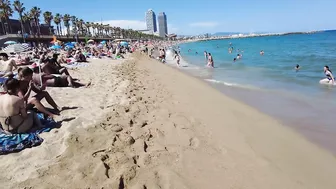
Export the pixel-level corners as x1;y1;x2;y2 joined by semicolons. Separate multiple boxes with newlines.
88;39;94;43
101;40;106;44
50;45;62;50
4;41;17;45
2;43;30;53
120;41;129;46
64;42;73;46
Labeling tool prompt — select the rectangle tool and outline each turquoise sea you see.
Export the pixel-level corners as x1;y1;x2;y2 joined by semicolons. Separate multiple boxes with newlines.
166;31;336;154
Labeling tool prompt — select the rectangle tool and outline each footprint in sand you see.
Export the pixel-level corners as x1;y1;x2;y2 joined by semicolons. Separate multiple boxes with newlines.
189;137;200;149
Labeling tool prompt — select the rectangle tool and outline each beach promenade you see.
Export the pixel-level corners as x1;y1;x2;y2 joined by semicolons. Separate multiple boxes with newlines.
1;53;336;188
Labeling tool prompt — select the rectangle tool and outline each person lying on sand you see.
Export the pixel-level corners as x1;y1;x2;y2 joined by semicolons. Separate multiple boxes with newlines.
32;67;86;88
0;53;18;77
17;67;60;118
0;76;43;134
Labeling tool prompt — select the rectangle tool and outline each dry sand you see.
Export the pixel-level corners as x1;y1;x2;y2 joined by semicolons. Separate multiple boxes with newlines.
1;54;336;189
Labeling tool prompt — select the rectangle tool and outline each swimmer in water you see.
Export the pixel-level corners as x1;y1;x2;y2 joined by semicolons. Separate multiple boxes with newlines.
260;50;264;55
295;64;300;72
204;51;208;64
236;54;241;60
196;52;198;55
233;58;237;62
320;65;335;85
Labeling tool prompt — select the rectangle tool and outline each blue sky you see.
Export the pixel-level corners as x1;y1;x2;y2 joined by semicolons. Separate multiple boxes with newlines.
12;0;336;35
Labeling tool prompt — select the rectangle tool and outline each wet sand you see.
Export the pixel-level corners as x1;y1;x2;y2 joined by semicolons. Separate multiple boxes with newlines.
1;54;336;188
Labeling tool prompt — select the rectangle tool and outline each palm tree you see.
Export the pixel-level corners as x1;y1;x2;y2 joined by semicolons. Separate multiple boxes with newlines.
22;11;32;35
70;15;76;35
62;14;70;36
58;14;63;36
13;0;25;38
53;13;60;35
43;11;53;35
0;0;13;34
84;22;91;36
29;6;41;36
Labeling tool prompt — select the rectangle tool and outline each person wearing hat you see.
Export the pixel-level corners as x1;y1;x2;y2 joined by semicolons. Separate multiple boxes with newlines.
0;53;18;77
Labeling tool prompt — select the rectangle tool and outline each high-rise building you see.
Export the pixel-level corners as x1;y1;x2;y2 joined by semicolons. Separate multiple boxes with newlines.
145;9;157;33
158;12;168;38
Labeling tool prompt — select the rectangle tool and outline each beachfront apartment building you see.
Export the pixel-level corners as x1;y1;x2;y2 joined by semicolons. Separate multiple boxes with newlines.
158;12;168;38
145;9;157;33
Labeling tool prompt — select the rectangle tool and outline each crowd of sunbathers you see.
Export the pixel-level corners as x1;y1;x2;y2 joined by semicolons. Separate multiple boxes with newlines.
0;41;132;134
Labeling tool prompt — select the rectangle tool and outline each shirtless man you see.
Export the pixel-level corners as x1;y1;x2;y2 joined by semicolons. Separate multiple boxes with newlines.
42;56;70;76
0;53;18;77
0;77;42;133
18;67;60;118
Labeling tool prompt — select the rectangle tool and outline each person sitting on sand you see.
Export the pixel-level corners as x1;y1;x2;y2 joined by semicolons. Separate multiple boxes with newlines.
74;50;87;62
17;67;60;118
0;53;18;77
42;56;70;76
0;76;43;133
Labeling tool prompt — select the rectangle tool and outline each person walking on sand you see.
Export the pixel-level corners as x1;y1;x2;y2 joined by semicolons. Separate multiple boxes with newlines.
207;53;214;68
175;53;181;67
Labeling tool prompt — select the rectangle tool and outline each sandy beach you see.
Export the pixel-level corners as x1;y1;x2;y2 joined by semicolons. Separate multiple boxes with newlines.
1;53;336;189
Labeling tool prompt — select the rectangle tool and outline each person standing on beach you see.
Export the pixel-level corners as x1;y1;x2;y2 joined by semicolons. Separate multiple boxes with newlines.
207;53;214;68
176;53;180;67
204;51;208;64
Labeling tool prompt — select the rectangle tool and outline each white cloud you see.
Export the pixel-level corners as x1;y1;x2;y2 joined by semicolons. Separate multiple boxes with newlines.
189;22;219;27
168;24;179;34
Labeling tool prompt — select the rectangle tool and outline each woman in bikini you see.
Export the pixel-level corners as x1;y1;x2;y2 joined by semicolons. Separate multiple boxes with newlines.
320;65;335;85
0;76;42;133
207;53;214;68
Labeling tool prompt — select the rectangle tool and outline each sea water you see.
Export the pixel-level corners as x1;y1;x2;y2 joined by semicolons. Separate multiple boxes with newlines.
166;31;336;154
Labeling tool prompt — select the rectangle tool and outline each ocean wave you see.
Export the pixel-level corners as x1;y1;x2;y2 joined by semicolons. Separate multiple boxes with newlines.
204;79;260;90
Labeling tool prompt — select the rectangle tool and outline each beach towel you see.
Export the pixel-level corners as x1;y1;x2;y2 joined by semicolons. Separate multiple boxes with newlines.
0;113;57;155
0;77;6;84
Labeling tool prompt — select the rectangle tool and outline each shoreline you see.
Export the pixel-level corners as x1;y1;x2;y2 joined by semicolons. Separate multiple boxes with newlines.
166;38;336;155
2;54;336;188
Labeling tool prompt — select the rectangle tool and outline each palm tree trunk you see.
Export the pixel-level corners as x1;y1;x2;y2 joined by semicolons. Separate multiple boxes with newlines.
59;23;62;36
19;15;25;33
56;25;59;36
36;19;41;36
48;23;52;35
7;18;12;33
1;19;5;35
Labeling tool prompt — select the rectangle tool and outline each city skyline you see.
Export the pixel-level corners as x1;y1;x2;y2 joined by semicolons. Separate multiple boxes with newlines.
10;0;336;35
145;9;157;33
158;12;168;37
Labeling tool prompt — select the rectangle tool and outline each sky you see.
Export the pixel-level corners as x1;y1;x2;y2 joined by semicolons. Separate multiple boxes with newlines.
11;0;336;35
